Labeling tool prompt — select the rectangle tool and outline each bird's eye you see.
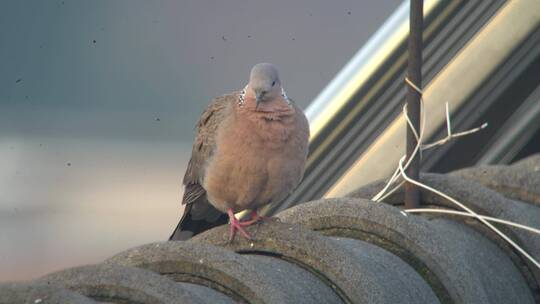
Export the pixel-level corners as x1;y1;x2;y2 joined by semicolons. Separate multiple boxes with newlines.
272;81;276;86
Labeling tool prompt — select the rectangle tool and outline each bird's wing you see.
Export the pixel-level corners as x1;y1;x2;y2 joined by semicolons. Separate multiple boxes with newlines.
169;92;237;240
182;92;236;205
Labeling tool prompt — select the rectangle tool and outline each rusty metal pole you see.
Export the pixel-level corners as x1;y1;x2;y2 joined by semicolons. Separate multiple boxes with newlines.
404;0;423;209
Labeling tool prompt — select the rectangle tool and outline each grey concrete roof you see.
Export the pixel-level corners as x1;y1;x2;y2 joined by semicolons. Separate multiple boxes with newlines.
0;283;97;304
37;263;210;304
450;154;540;206
2;153;540;303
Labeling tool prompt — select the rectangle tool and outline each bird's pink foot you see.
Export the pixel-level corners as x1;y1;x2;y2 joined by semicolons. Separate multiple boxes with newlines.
239;211;274;226
227;209;252;241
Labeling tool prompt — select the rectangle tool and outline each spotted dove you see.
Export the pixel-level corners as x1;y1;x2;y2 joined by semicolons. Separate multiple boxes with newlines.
169;63;310;241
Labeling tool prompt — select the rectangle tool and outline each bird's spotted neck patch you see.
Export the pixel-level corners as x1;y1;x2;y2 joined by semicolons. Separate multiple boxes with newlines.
237;86;247;107
237;85;291;107
281;87;291;106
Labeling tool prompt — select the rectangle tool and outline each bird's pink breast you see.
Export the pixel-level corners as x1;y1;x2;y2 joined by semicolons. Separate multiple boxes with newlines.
203;106;307;213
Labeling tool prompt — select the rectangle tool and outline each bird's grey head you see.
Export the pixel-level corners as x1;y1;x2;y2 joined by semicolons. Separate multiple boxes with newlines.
248;63;281;108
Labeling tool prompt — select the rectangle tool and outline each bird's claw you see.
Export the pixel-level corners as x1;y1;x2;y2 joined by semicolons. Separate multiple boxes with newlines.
228;209;252;241
239;211;276;226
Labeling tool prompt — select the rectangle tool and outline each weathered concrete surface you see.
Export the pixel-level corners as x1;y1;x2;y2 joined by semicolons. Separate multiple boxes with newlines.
177;283;233;304
0;282;96;304
192;220;437;304
329;237;439;304
242;255;343;304
278;198;535;304
348;172;540;297
107;241;338;304
107;242;239;303
451;154;540;205
38;263;207;304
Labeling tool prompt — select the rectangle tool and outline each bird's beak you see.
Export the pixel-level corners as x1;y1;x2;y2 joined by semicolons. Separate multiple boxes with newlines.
255;99;261;110
255;92;265;110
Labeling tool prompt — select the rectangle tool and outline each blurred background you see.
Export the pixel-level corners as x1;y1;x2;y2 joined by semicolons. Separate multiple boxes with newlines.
0;0;401;281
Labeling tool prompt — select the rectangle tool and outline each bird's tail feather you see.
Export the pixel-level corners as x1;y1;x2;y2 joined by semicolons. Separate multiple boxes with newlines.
168;203;228;241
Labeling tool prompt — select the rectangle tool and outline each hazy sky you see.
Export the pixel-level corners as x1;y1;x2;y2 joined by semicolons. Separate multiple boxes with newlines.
0;0;401;281
0;0;401;141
